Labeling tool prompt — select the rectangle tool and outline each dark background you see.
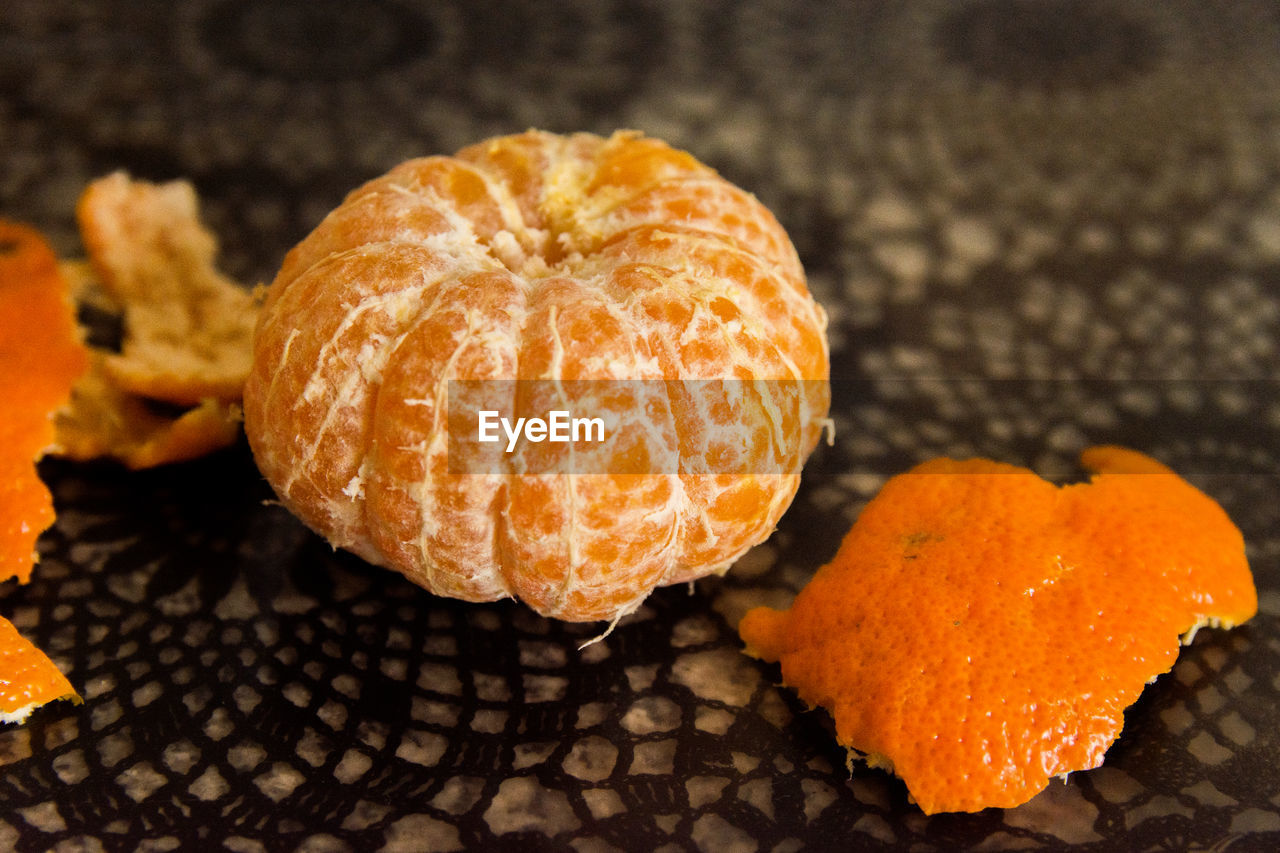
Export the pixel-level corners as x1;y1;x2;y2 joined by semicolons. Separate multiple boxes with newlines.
1;1;1278;850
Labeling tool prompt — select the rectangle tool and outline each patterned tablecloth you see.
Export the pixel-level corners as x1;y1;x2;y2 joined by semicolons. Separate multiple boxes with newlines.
2;1;1279;850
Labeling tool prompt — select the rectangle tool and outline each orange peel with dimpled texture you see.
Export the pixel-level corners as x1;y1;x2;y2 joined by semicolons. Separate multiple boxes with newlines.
0;221;88;583
0;615;79;725
0;220;85;723
739;446;1257;814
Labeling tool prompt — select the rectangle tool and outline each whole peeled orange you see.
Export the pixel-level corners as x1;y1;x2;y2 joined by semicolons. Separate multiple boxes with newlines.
244;130;830;621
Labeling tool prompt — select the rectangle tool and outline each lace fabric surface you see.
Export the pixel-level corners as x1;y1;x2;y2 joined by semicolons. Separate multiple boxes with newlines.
2;1;1279;850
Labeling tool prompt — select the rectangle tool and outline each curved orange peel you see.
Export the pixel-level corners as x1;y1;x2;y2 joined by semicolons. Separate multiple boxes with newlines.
739;446;1257;814
55;351;242;470
0;221;89;584
0;615;79;724
51;173;254;469
76;172;258;406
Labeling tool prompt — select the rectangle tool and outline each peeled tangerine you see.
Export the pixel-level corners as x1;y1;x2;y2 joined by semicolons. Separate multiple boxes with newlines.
244;130;830;622
739;446;1257;814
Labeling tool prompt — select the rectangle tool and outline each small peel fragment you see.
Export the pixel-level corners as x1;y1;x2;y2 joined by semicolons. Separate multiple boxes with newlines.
739;446;1257;814
55;351;243;470
0;615;79;725
0;221;89;583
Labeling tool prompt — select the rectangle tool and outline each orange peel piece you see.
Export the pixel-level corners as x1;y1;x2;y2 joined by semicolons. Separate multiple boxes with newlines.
0;221;89;583
76;171;258;406
55;351;242;470
50;173;256;469
0;614;79;724
739;446;1257;814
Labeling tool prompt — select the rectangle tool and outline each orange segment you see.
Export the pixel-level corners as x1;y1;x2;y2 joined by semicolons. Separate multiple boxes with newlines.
0;221;89;584
0;614;78;724
739;446;1257;814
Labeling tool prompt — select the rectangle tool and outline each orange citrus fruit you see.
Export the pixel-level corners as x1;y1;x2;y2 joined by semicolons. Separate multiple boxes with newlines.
0;615;78;725
245;130;830;621
0;221;88;584
739;446;1257;814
